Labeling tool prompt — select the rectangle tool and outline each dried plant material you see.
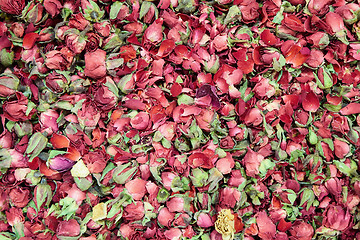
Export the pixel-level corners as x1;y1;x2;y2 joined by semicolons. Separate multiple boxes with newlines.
92;202;107;222
2;0;360;239
215;209;235;240
70;160;90;178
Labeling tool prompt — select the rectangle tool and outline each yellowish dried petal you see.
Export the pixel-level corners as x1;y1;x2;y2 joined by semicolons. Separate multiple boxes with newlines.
92;202;107;222
70;159;90;178
215;209;235;240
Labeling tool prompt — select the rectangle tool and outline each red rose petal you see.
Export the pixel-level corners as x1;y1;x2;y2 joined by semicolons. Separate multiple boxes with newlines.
283;94;300;109
340;103;360;115
174;45;189;58
256;211;276;239
326;94;342;105
122;98;146;110
252;46;263;65
157;39;175;58
234;213;245;232
170;82;182;97
260;29;277;46
64;146;81;162
23;32;39;50
278;218;292;232
302;91;320;112
28;156;40;170
40;161;61;178
125;178;147;201
50;133;70;149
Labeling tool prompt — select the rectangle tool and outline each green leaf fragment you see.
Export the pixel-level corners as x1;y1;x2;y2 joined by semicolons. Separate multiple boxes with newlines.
143;202;157;225
110;1;123;19
300;188;315;211
113;164;137;184
47;150;67;161
140;1;152;19
26;132;48;162
177;94;194;105
103;78;120;98
157;188;170;203
334;160;355;176
0;149;12;171
171;176;191;192
190;168;209;188
74;177;93;191
58;197;79;221
259;159;275;178
224;5;241;25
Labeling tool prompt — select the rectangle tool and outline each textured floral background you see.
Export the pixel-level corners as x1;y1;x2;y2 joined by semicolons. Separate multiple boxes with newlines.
1;0;360;239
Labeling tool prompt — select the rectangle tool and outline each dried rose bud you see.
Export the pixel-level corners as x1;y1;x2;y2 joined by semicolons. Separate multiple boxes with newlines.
93;77;118;111
3;92;36;122
24;3;45;24
34;180;52;210
48;156;75;172
45;48;73;71
0;73;19;98
85;32;100;52
323;204;351;231
77;101;101;129
39;109;59;135
0;0;25;15
84;49;107;79
289;222;314;239
336;3;360;24
325;178;342;198
5;208;24;226
94;21;111;37
1;148;28;168
157;188;170;204
66;33;86;54
130;112;150;130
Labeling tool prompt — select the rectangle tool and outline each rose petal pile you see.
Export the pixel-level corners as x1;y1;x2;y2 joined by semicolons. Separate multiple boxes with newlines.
1;0;360;239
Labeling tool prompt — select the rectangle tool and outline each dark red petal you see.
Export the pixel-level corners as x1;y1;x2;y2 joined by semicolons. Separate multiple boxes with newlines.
302;91;320;112
23;32;39;50
278;218;292;232
260;29;277;45
170;83;182;97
